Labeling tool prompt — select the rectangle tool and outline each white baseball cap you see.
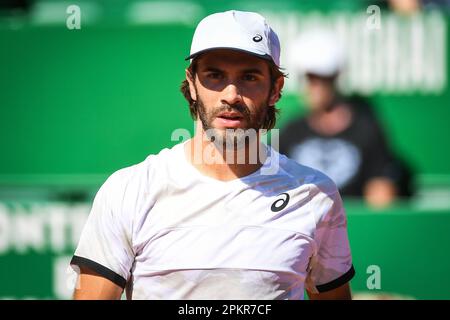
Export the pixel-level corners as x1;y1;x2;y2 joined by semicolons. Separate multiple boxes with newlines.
289;29;345;77
185;10;281;67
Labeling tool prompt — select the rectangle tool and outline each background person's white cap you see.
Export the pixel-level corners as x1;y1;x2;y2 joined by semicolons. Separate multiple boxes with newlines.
289;28;345;77
185;10;281;67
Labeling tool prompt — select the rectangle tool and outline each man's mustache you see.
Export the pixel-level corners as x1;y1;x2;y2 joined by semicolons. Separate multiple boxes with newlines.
213;104;251;121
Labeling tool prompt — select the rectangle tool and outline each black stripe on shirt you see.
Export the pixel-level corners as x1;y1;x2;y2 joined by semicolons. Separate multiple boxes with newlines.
70;255;127;289
316;265;356;293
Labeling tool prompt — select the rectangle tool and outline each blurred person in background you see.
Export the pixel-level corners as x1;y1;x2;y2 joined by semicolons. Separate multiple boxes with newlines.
387;0;422;13
371;0;450;14
279;29;413;208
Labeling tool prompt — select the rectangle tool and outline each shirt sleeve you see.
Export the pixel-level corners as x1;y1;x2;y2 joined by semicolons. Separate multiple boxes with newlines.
70;170;135;289
305;187;355;294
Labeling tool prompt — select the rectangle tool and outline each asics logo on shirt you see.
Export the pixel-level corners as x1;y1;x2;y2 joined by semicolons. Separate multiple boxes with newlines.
271;192;290;212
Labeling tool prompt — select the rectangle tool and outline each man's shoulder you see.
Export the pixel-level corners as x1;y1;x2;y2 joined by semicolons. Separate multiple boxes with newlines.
278;151;339;196
100;142;182;194
277;153;344;224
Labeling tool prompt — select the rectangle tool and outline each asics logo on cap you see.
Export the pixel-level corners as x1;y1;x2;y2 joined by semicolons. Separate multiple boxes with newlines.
253;34;263;42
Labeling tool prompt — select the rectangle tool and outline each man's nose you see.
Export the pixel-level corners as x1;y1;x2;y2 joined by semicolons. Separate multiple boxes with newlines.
221;83;243;106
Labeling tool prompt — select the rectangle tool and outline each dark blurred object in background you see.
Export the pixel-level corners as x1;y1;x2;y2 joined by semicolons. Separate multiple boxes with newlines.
51;189;91;203
0;0;32;11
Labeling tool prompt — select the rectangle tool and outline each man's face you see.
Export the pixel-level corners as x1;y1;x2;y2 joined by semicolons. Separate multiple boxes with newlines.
304;73;336;112
186;49;282;146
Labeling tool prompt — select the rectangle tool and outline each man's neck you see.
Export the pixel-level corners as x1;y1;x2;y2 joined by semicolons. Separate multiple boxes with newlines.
184;133;267;182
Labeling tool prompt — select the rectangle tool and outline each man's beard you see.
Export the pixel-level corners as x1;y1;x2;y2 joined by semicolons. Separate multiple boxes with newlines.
196;94;269;150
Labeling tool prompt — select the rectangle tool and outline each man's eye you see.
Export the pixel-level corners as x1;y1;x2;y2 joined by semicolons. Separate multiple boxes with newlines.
207;72;222;79
243;74;257;81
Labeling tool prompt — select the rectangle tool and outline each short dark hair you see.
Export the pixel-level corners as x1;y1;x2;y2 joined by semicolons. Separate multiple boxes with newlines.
180;57;287;130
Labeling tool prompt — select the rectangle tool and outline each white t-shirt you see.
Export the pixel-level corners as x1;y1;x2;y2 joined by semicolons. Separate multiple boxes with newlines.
71;141;354;299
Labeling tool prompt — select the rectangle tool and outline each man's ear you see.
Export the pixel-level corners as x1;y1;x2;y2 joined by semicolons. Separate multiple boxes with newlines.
185;69;197;101
268;76;284;106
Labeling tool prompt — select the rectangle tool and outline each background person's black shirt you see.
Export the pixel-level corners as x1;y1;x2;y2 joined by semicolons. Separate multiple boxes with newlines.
279;98;413;197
